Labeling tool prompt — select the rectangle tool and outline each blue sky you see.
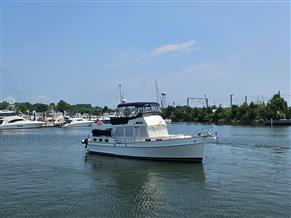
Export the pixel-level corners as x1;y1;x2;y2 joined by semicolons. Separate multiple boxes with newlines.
1;1;290;107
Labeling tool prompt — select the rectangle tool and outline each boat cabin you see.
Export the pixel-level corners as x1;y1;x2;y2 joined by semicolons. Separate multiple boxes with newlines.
0;110;17;119
93;102;169;140
0;116;25;125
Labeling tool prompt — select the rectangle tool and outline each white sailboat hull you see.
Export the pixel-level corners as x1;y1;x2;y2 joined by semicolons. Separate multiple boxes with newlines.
86;137;205;161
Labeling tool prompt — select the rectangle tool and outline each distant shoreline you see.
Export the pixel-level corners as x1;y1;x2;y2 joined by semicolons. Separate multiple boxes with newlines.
170;120;291;127
1;93;290;127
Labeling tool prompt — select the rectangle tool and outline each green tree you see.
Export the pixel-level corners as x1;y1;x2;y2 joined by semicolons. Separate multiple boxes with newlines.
15;102;32;113
266;93;288;119
0;101;10;110
32;103;49;112
49;103;56;111
57;100;71;113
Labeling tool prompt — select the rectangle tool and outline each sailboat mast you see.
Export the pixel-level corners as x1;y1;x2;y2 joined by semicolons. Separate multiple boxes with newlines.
119;83;122;104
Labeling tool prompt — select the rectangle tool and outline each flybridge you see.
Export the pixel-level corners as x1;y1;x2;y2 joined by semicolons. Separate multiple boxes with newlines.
117;102;160;108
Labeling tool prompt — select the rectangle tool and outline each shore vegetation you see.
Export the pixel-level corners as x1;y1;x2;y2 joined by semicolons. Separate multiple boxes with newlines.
0;93;289;125
162;93;290;125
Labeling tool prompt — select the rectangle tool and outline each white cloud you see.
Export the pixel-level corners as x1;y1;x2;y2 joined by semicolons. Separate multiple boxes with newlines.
33;95;49;103
4;96;16;104
150;40;199;57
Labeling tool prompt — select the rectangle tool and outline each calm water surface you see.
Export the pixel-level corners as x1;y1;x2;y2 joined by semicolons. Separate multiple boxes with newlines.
0;123;290;217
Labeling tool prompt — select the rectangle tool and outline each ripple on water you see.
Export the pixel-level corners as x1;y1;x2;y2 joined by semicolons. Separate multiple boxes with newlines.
0;125;291;217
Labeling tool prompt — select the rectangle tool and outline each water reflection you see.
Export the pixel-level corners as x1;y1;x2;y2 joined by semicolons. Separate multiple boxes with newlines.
84;154;205;217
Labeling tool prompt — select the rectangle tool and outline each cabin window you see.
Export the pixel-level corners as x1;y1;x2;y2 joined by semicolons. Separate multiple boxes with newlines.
103;119;111;124
8;119;24;123
150;104;162;113
134;126;148;137
113;127;124;137
117;106;142;117
143;105;151;113
125;126;133;137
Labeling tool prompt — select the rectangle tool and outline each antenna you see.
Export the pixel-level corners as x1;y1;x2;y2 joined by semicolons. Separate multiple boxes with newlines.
155;80;160;103
118;83;123;104
230;94;233;107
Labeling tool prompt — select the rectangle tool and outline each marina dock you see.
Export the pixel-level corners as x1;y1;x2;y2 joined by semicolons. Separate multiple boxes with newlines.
265;119;291;126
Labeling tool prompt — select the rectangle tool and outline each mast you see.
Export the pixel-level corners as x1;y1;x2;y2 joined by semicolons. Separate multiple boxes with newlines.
119;83;122;104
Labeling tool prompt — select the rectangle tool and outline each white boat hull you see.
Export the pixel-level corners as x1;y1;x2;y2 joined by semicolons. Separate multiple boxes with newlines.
63;121;94;128
0;122;44;130
86;137;205;162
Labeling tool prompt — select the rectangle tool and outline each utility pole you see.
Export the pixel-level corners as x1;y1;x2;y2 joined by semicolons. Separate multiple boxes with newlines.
161;92;166;108
204;94;209;108
230;94;233;108
245;95;248;104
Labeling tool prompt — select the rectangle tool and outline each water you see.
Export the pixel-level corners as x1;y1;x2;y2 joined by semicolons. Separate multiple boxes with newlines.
0;123;290;217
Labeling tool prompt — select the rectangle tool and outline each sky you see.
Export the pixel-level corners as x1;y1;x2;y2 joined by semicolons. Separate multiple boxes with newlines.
1;1;290;107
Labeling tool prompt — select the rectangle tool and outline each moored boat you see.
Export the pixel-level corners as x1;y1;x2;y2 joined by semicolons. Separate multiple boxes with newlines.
0;116;44;130
164;118;172;124
82;102;217;162
63;117;94;128
0;110;17;119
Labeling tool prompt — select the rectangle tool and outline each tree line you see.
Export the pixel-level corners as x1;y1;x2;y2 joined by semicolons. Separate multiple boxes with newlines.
0;100;114;115
161;93;291;125
0;93;290;125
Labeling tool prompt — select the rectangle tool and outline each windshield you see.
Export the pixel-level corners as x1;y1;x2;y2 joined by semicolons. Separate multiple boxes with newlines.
116;103;161;117
8;118;24;123
117;106;142;117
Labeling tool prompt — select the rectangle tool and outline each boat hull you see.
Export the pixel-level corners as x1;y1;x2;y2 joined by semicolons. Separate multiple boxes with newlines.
63;121;94;128
0;122;44;130
86;138;205;162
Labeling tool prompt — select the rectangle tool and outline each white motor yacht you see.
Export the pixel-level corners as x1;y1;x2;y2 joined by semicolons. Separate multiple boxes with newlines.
0;116;44;130
82;102;217;162
63;117;94;128
0;110;17;119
